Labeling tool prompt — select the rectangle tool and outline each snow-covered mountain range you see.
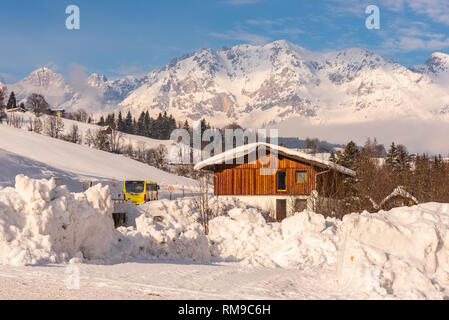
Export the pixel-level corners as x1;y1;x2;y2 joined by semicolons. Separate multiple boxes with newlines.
2;40;449;127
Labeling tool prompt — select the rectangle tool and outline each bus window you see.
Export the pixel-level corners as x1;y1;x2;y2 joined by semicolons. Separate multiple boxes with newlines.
146;183;158;191
125;181;145;193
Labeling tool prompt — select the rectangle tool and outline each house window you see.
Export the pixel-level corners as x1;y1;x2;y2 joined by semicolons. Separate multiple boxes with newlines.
277;171;286;191
295;171;307;183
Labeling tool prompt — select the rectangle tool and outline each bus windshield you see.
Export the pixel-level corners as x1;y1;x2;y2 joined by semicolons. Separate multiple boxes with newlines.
125;181;145;194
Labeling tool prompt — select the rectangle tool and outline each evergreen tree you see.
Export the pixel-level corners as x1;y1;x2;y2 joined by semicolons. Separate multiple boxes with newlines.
152;112;163;139
105;113;115;129
397;144;410;171
6;91;17;109
144;111;151;136
124;111;133;134
98;116;105;126
116;111;125;132
136;112;146;136
385;142;400;169
337;141;359;169
183;120;190;133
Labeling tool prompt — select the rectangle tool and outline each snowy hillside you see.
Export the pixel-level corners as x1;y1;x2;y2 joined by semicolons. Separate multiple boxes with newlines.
0;124;195;192
20;112;176;152
2;40;449;128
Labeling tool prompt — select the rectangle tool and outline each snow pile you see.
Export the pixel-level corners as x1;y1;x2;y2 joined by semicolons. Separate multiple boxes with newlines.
209;209;337;268
337;205;449;299
209;202;449;299
0;175;118;266
118;199;210;262
0;176;209;266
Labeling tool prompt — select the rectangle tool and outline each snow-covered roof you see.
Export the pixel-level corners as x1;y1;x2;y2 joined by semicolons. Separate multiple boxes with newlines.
379;186;418;208
194;142;356;177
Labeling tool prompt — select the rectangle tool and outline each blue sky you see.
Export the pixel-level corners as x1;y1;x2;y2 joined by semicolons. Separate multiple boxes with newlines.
0;0;448;81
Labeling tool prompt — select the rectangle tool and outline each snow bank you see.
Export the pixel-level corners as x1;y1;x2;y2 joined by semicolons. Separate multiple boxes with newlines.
0;175;118;266
209;209;337;268
0;176;209;266
117;199;210;262
209;202;449;299
337;205;449;299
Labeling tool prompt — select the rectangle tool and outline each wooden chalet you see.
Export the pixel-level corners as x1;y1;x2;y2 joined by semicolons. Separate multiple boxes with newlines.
194;142;355;221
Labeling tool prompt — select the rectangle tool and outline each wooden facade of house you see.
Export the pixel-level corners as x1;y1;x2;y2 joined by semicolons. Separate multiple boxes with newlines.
211;151;321;196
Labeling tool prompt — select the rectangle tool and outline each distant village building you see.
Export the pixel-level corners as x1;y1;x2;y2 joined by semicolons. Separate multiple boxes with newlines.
194;142;356;221
49;109;65;117
100;125;113;134
6;106;27;113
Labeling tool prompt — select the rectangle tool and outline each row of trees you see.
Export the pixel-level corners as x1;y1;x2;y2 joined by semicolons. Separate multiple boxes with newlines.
97;110;211;141
324;138;449;217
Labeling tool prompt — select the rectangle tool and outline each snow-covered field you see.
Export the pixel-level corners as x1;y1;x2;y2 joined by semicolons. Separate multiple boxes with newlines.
17;112;175;152
0;124;195;197
0;174;449;299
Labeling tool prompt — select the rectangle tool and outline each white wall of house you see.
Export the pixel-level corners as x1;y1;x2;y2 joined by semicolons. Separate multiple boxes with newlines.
215;194;317;219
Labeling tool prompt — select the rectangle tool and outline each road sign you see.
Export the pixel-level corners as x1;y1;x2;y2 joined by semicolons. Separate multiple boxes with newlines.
168;186;175;200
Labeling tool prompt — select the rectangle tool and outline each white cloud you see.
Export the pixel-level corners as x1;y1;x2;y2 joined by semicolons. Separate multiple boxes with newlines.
245;19;283;26
329;0;449;25
380;21;449;52
391;0;449;26
275;118;449;155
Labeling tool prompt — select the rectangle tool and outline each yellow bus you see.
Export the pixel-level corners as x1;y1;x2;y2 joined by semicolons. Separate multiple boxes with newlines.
124;181;160;205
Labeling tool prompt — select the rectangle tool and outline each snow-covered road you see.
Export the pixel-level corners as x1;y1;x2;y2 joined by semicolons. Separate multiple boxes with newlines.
0;262;359;300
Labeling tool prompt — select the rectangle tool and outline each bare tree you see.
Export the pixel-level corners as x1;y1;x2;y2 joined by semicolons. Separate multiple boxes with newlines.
65;124;82;144
124;140;134;157
85;129;95;147
0;86;6;122
145;145;168;169
72;108;89;122
193;175;212;234
109;129;124;153
173;164;196;178
26;93;50;117
44;115;64;138
33;117;43;134
136;141;146;160
93;129;110;151
6;113;24;128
